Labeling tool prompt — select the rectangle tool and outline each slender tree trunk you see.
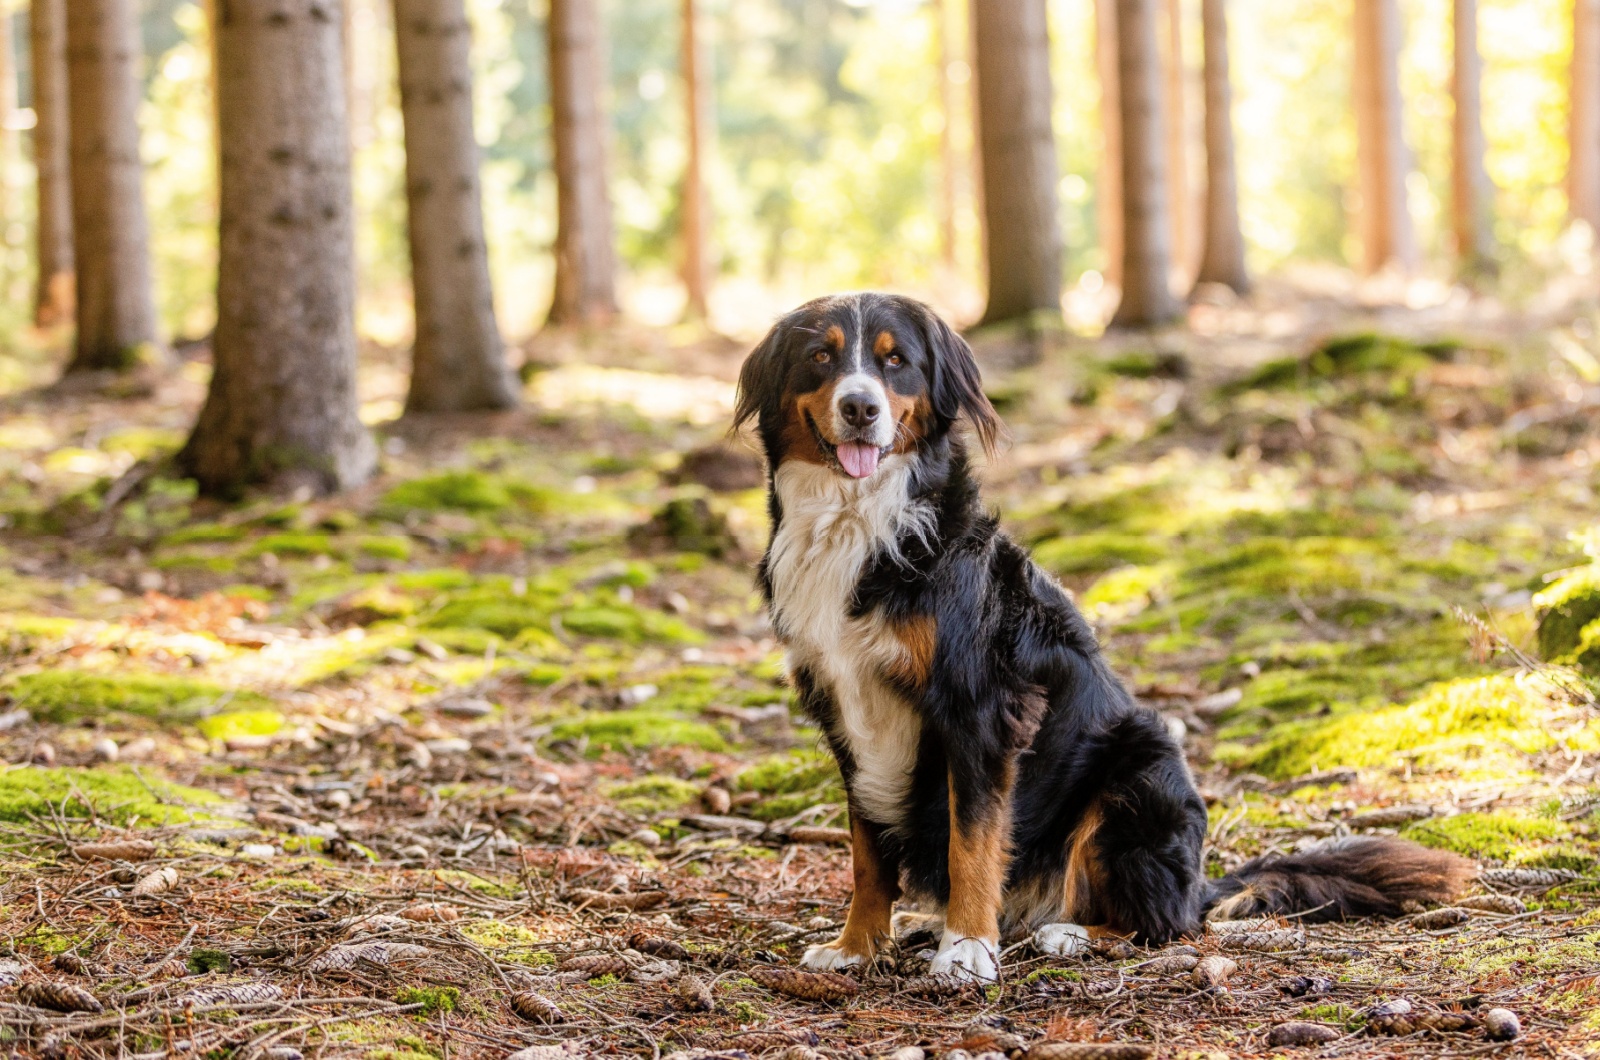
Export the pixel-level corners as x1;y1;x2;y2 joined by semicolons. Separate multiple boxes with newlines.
1111;0;1181;327
394;0;518;412
0;8;18;225
30;0;73;327
936;0;958;268
971;0;1063;327
1573;0;1600;232
546;0;618;326
1352;0;1417;274
1163;0;1191;277
1451;0;1495;274
1193;0;1248;293
680;0;713;320
181;0;376;497
1095;0;1123;287
63;0;160;373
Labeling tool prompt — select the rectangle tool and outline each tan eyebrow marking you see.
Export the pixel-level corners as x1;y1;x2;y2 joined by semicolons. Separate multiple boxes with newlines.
824;325;845;349
874;331;896;355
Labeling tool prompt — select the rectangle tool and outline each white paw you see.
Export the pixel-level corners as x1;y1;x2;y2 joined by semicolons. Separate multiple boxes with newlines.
1033;922;1091;958
800;940;865;971
928;930;998;982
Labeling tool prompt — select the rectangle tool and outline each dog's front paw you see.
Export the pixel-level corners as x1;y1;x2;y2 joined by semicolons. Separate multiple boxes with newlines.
1032;922;1090;957
800;938;868;971
929;931;998;982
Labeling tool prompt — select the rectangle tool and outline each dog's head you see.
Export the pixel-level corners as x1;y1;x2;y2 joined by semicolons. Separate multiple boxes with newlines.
733;293;1000;479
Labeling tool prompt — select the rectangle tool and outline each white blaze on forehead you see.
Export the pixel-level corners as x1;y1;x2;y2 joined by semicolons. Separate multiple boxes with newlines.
828;298;894;448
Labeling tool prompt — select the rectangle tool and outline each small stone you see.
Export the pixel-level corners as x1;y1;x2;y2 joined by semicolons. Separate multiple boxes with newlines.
703;785;732;814
239;843;277;859
90;737;119;763
32;742;56;766
1191;955;1237;988
628;827;662;847
1483;1008;1521;1041
121;736;158;760
0;708;31;731
423;737;471;755
414;637;449;661
435;695;493;718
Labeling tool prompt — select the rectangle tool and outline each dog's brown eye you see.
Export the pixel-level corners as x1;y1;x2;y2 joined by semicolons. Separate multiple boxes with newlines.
813;350;831;364
885;353;903;367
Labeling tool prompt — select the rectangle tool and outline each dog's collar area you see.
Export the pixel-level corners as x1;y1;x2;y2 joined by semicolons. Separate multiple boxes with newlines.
805;410;890;476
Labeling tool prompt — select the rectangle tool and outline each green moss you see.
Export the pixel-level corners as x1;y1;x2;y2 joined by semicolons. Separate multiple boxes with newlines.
1032;533;1168;575
549;709;728;754
0;615;82;656
188;948;232;974
1535;567;1600;660
560;604;704;644
378;471;552;515
603;775;701;814
0;766;225;825
630;497;738;557
1573;619;1600;675
249;532;337;557
732;749;844;820
1402;812;1569;862
395;986;459;1017
1023;968;1083;984
456;919;554;965
1224;333;1449;394
161;523;247;546
4;671;275;725
1226;675;1553;778
196;709;285;742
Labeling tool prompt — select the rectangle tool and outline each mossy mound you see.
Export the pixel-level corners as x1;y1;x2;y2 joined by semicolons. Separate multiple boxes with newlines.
1224;333;1454;395
5;670;276;725
1402;811;1571;863
1224;675;1555;779
733;749;844;820
377;470;553;516
548;709;728;755
0;766;226;824
603;775;701;814
1032;533;1168;576
629;496;738;558
1535;567;1600;661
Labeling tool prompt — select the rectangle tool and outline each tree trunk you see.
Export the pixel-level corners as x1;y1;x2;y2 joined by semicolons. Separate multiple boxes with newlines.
1451;0;1495;274
1095;0;1123;286
546;0;618;326
30;0;73;327
971;0;1063;327
1163;0;1190;277
936;0;958;268
1352;0;1417;274
1111;0;1181;327
1193;0;1248;293
0;8;18;226
680;0;713;320
181;0;375;497
63;0;160;373
394;0;518;413
1574;0;1600;231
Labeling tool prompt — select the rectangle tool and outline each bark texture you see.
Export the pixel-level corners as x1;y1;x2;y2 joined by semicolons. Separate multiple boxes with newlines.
971;0;1063;327
1573;0;1600;230
63;0;159;372
1194;0;1248;293
1163;0;1190;275
1095;0;1123;286
394;0;518;412
30;0;74;326
1111;0;1182;327
1352;0;1417;273
181;0;376;497
546;0;618;326
680;0;714;319
1451;0;1495;274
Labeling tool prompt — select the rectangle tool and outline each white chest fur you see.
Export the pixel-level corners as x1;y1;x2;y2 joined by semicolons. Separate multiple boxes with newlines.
766;460;932;827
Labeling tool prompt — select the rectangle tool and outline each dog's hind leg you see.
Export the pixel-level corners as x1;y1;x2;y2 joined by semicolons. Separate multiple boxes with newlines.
801;816;900;971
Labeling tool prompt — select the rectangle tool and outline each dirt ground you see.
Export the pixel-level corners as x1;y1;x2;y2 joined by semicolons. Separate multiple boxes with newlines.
1;280;1599;1059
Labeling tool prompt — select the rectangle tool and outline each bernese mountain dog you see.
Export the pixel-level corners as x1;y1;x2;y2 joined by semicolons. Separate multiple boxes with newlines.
734;292;1475;982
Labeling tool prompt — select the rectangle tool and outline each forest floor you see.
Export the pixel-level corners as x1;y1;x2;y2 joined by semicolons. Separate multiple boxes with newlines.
2;281;1600;1060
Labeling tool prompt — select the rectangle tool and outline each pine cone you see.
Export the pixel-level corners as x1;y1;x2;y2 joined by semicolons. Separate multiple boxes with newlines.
901;973;974;998
557;953;629;977
749;966;859;1002
1409;908;1470;930
17;981;103;1013
399;902;460;922
1204;916;1279;935
1133;954;1196;976
1190;956;1237;989
957;1031;1025;1054
1218;928;1304;952
1023;1044;1153;1060
774;1048;824;1060
721;1030;817;1053
308;942;429;972
72;840;156;862
509;990;564;1023
1368;1012;1480;1036
132;866;179;896
678;973;715;1012
152;959;190;980
50;954;106;976
567;888;667;911
1265;1023;1341;1047
1089;937;1136;960
182;982;285;1007
1478;867;1578;887
629;932;691;961
1456;894;1526;915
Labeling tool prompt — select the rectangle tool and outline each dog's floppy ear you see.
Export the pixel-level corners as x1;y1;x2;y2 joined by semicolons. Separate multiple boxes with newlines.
732;316;791;438
917;304;1004;458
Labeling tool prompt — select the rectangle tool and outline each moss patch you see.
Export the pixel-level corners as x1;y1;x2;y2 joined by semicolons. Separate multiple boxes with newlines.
1402;812;1571;862
549;709;728;754
733;749;844;820
196;709;285;742
395;986;459;1017
4;670;275;726
603;775;701;814
0;766;226;824
378;470;551;515
1536;566;1600;661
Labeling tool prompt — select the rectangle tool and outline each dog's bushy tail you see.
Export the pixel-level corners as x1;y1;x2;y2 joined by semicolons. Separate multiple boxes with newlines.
1204;836;1476;922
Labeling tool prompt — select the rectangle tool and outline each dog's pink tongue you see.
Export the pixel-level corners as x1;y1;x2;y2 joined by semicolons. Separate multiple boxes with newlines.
837;442;880;478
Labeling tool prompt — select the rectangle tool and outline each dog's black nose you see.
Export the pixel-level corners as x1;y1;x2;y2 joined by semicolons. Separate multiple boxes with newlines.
839;392;881;428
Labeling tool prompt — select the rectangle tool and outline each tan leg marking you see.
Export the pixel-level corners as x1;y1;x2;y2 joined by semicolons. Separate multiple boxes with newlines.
945;767;1012;943
835;815;900;957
